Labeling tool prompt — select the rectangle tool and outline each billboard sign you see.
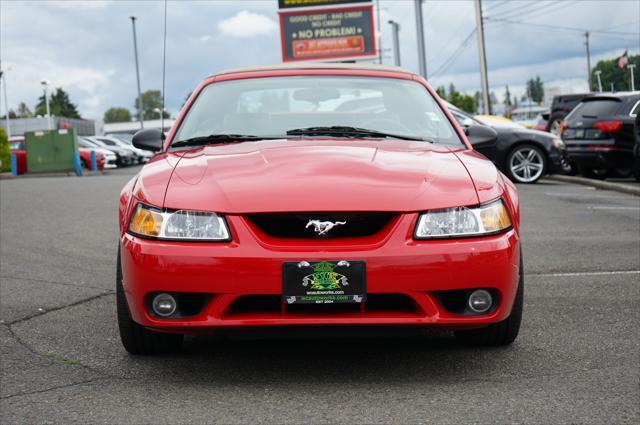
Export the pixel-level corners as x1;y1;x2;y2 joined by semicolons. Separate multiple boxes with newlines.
278;0;371;9
279;5;376;62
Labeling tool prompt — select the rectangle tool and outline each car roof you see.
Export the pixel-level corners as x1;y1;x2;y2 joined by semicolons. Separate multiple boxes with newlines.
211;62;413;77
583;91;640;101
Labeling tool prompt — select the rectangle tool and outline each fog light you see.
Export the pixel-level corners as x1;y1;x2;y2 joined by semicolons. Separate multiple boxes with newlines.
468;289;492;313
152;293;177;317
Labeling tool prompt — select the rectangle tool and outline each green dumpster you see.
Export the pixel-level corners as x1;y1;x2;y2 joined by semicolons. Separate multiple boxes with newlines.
25;129;78;173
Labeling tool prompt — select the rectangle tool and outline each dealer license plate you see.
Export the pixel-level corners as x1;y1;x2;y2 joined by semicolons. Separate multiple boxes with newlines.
282;260;366;305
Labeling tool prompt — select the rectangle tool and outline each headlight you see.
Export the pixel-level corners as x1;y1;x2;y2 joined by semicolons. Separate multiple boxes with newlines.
551;138;565;149
414;199;511;239
128;204;230;241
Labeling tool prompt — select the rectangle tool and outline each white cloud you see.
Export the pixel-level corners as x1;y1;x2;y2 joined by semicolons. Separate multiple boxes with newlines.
217;10;277;38
48;0;110;9
199;35;212;43
2;59;115;119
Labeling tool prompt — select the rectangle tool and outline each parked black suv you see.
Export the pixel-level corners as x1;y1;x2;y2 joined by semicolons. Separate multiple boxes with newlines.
562;92;640;179
547;93;593;135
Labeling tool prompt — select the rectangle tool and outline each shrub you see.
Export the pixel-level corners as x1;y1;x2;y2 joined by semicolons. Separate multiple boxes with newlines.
0;127;10;172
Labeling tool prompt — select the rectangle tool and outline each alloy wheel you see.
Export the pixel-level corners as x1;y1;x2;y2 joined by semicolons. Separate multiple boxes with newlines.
509;147;545;183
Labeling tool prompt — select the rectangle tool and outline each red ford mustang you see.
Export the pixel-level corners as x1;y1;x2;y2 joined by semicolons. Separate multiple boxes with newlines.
118;64;522;354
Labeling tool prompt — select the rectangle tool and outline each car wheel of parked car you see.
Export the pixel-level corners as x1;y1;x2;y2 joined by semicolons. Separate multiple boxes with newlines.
548;116;563;136
455;253;523;346
505;144;547;184
580;166;609;180
116;246;183;355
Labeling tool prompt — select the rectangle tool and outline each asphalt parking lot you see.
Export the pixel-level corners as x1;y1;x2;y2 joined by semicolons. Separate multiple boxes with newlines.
1;167;639;424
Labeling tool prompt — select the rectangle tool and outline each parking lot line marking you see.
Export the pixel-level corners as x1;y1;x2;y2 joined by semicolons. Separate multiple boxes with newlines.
531;270;640;277
588;206;640;210
544;192;633;198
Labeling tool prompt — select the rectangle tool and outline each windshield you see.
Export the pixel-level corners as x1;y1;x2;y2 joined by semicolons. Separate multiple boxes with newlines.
173;76;463;146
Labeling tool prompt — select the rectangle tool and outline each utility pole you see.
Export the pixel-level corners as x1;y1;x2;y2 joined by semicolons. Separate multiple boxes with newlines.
376;0;382;64
629;64;636;91
40;80;52;130
594;70;603;92
130;16;144;129
388;20;401;66
414;0;427;79
0;66;11;138
584;32;592;91
474;0;491;115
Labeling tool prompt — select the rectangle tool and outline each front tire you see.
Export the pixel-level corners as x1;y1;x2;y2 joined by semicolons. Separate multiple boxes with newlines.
117;246;183;355
454;254;523;346
505;144;547;184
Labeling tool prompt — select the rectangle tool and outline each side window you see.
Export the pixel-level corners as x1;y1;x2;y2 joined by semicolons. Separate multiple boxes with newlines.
450;111;468;127
629;100;640;116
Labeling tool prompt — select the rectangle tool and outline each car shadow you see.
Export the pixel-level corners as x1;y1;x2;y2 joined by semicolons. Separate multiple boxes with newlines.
132;328;522;385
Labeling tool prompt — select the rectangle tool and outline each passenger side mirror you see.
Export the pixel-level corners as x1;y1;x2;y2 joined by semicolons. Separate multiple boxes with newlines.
464;124;497;149
462;117;475;128
132;128;164;152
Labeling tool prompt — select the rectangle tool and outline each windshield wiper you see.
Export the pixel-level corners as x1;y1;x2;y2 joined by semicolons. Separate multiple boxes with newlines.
171;134;286;148
286;126;432;142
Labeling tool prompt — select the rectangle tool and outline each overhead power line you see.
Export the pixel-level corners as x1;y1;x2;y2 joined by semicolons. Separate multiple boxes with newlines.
483;0;509;12
486;17;639;36
489;0;559;21
430;29;477;79
520;0;579;21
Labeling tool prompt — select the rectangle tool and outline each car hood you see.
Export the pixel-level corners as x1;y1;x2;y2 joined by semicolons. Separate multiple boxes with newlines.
159;139;483;213
494;126;554;140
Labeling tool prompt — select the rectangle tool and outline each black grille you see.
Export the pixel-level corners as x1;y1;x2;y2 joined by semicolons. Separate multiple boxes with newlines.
246;212;395;239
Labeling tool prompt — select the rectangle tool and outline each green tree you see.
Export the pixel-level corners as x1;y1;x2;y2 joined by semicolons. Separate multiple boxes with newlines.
17;102;32;118
525;76;544;104
0;110;17;119
591;54;639;91
534;76;544;103
436;83;476;113
448;91;477;114
504;85;512;107
134;90;170;120
0;127;9;172
35;87;80;118
104;107;132;123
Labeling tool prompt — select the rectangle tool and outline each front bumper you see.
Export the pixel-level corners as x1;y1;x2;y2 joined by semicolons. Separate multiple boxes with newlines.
120;214;520;332
548;148;571;174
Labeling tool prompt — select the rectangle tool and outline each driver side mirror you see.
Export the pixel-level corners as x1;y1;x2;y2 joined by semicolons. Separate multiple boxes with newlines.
464;125;497;149
132;128;164;152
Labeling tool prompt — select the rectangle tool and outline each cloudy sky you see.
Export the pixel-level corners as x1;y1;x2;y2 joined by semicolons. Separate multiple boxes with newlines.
1;0;638;120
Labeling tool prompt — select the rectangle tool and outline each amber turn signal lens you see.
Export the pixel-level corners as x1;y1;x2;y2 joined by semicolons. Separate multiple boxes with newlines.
479;201;511;232
129;206;163;237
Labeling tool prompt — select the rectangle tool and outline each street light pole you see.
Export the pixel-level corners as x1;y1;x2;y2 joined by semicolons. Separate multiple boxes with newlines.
474;0;491;115
130;16;144;129
41;80;52;130
629;64;636;91
584;32;592;90
594;70;603;92
0;67;11;138
388;20;401;66
414;0;427;79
